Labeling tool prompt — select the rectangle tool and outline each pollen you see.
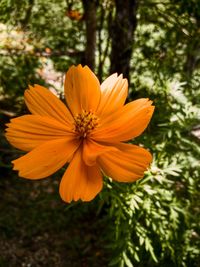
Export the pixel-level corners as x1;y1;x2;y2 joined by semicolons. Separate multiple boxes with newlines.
74;110;99;138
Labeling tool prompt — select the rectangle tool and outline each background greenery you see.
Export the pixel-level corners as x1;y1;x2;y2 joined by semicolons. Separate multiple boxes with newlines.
0;0;200;266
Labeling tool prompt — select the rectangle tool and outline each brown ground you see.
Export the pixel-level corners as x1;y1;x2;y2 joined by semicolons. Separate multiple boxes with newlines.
0;117;109;267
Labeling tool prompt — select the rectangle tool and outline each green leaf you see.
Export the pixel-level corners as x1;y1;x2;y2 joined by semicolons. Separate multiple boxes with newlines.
122;252;134;267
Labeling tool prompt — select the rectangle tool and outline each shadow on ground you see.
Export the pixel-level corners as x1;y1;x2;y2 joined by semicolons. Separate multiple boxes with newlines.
0;114;108;267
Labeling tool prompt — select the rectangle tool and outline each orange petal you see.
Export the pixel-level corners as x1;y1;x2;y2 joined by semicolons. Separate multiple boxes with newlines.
5;115;75;151
82;139;118;166
64;65;101;115
97;73;128;117
12;138;80;179
59;148;103;202
98;142;152;182
92;99;154;142
24;84;73;125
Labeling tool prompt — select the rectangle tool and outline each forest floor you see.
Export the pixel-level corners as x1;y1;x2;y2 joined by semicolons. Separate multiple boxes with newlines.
0;113;108;267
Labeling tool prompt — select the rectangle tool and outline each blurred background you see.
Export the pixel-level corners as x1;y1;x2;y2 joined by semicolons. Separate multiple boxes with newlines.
0;0;200;266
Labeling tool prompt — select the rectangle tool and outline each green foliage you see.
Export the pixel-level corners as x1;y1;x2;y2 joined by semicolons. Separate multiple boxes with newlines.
0;53;42;96
0;0;200;267
98;1;200;266
0;0;84;102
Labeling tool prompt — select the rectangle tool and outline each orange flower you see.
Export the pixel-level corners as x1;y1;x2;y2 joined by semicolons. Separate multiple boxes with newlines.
5;65;154;203
66;10;83;21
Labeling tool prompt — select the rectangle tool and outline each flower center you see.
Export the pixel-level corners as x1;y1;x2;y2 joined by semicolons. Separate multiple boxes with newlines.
74;110;99;138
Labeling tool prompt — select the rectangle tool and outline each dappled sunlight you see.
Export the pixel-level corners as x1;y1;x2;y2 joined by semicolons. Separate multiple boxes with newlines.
0;0;199;266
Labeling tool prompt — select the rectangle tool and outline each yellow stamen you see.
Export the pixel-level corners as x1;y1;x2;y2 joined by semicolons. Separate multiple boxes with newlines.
74;110;99;138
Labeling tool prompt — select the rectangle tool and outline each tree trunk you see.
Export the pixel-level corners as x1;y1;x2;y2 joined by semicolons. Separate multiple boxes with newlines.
82;0;97;71
183;16;200;80
20;0;34;29
110;0;138;81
